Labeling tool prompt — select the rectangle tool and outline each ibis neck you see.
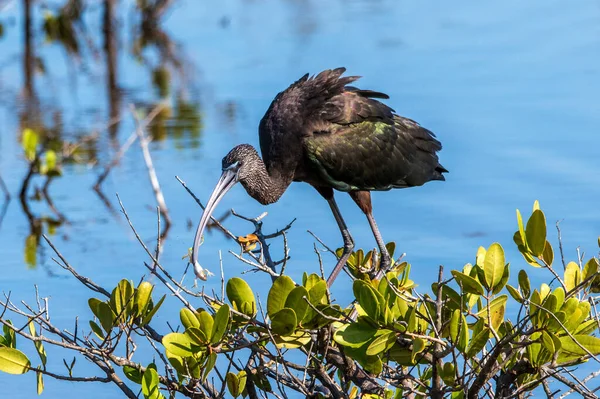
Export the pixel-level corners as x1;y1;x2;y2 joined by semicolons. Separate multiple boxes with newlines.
242;159;293;205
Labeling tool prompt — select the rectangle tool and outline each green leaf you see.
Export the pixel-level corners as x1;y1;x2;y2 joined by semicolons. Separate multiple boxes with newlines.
110;279;135;323
518;270;531;298
96;301;115;333
142;365;162;399
227;372;241;397
542;240;554;266
353;280;383;321
333;322;377;348
211;304;230;344
142;295;165;325
162;333;194;357
22;128;39;161
274;330;312;349
202;352;217;382
36;367;44;395
492;263;510;295
180;308;200;330
267;276;296;317
559;335;600;357
526;209;546;257
541;330;556;353
583;258;599;283
186;327;208;345
123;365;143;384
366;329;396;356
411;337;426;364
0;347;31;374
441;362;456;386
89;320;104;339
227;278;256;317
564;262;581;292
477;295;507;331
134;281;154;318
237;371;247;396
28;321;47;367
484;243;505;291
516;209;527;249
449;309;460;343
506;285;523;303
197;311;214;340
270;308;297;336
284;286;309;323
451;271;484;295
466;328;489;358
307;280;328;306
574;320;598;336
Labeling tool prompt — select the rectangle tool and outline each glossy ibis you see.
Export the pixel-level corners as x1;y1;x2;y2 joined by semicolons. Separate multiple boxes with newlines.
191;68;447;286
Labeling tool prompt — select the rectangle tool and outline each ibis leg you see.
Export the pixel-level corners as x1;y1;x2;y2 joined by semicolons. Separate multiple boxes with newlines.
349;191;391;271
325;196;355;287
366;212;391;270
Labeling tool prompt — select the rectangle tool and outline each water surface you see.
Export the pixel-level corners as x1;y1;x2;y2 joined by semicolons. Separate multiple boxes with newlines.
0;0;599;397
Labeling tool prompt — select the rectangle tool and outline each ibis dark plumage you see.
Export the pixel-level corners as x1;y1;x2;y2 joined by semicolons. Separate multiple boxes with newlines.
191;68;447;285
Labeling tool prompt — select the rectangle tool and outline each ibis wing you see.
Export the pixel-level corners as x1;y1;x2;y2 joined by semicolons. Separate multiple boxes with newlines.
304;116;445;192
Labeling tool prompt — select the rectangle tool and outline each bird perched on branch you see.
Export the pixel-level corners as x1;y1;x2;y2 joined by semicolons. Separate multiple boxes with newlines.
191;68;447;286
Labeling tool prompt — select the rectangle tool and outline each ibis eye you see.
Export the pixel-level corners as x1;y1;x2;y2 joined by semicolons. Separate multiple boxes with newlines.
223;161;240;172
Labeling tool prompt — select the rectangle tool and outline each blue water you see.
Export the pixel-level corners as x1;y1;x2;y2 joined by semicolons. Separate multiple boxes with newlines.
1;0;599;397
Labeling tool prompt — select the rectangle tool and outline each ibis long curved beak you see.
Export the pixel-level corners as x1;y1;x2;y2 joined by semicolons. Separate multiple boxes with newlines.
191;168;238;280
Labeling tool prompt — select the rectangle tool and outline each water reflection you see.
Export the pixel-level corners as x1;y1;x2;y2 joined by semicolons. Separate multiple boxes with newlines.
3;0;203;268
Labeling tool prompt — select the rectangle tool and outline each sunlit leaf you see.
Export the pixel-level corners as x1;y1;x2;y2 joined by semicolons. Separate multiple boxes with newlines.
583;258;599;284
0;347;30;374
451;271;484;295
411;337;426;364
477;295;507;331
185;327;208;345
267;276;296;317
110;279;134;324
180;308;200;330
162;333;194;357
202;352;217;382
270;308;297;336
36;367;44;395
564;262;581;292
142;364;162;399
284;286;309;324
542;240;554;266
89;320;104;339
560;335;600;357
227;372;241;397
211;304;230;344
333;322;377;348
449;309;460;343
353;280;384;321
227;278;256;317
196;310;214;341
123;365;143;384
28;321;47;368
484;243;505;291
506;285;523;303
526;209;546;257
142;295;166;325
518;270;531;298
466;328;489;358
366;329;396;356
134;281;154;319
